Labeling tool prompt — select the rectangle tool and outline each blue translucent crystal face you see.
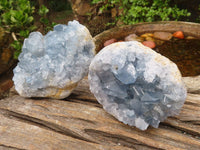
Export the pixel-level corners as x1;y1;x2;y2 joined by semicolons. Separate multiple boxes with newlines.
13;20;95;98
89;41;187;130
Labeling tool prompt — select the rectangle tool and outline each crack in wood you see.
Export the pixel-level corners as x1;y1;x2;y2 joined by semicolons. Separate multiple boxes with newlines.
194;122;200;126
66;98;102;108
160;122;200;137
32;104;50;111
182;120;200;124
50;114;97;125
0;108;97;144
84;129;163;150
0;144;26;150
73;117;97;124
184;101;200;107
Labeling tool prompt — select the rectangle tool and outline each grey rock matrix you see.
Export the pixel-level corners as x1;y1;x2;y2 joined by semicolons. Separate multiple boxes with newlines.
89;41;187;130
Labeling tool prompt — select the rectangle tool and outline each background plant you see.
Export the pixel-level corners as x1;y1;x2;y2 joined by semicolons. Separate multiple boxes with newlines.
0;0;36;59
48;0;72;12
92;0;191;25
38;4;57;33
0;0;56;59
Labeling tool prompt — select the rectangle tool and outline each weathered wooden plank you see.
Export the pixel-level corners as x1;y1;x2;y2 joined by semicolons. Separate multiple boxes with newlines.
0;113;127;150
0;78;200;150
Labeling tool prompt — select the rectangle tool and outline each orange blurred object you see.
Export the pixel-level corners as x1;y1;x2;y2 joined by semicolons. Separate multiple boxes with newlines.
142;41;156;49
104;38;117;47
173;31;184;39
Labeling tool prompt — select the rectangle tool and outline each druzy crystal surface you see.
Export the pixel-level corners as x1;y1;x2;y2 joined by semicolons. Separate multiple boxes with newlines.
88;41;187;130
13;20;95;99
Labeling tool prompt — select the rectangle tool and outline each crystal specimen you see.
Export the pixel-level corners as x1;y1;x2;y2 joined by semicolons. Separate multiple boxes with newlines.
88;41;187;130
13;20;95;99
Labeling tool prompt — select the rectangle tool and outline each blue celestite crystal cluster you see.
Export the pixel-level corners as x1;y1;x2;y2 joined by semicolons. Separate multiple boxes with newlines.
13;20;95;99
88;41;187;130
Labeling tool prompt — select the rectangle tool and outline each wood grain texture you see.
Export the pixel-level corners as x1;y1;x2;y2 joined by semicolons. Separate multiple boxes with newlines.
0;78;200;150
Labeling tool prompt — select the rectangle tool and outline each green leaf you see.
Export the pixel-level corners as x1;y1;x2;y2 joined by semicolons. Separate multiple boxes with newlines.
10;16;17;23
38;5;49;16
11;40;22;51
28;25;37;31
40;17;49;25
2;12;11;24
27;16;33;23
19;30;29;37
51;22;57;27
14;50;21;59
11;40;23;59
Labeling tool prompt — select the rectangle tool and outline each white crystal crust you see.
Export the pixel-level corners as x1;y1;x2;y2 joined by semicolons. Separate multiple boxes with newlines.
88;41;187;130
13;20;95;99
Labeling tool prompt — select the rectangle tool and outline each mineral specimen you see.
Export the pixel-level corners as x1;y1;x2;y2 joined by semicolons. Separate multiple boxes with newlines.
13;20;95;99
88;41;187;130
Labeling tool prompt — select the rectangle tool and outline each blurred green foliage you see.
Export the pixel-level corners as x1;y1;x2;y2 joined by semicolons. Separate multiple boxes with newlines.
38;4;57;33
0;0;36;59
0;0;36;32
48;0;72;12
0;0;57;59
92;0;191;25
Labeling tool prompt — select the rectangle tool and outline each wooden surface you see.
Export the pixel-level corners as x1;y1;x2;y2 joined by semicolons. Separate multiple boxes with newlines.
0;78;200;150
